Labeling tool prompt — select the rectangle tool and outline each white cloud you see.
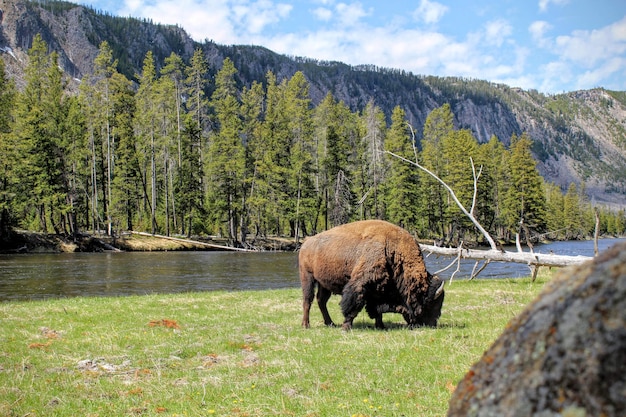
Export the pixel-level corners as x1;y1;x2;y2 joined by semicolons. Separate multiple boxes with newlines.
484;19;512;47
555;16;626;67
413;0;449;25
232;1;292;35
313;7;333;21
575;57;626;90
335;2;370;27
119;0;293;43
538;0;569;13
529;20;552;47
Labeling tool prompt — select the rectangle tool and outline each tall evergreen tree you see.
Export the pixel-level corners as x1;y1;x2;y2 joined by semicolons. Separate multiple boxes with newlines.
109;72;139;232
208;58;244;242
62;96;88;234
284;71;316;238
161;53;185;167
477;135;508;238
177;48;209;236
240;81;265;239
357;99;387;220
12;35;69;233
314;92;355;229
543;181;565;239
91;41;118;235
260;71;291;236
420;103;454;236
0;58;16;238
135;51;160;233
502;132;547;241
441;129;479;242
563;183;585;239
384;106;420;230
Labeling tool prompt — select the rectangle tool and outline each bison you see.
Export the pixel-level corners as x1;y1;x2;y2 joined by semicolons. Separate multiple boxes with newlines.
299;220;444;330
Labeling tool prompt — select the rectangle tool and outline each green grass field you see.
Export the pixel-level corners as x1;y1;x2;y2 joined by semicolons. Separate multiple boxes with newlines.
0;276;550;416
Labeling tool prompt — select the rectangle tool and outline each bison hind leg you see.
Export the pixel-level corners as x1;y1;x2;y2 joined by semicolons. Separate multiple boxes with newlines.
316;286;336;327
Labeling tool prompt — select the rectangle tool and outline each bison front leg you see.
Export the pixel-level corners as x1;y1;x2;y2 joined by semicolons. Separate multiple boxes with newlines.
365;303;386;330
340;282;366;331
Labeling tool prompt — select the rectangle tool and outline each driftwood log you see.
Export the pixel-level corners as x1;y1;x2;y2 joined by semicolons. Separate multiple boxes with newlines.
420;244;591;268
447;241;626;417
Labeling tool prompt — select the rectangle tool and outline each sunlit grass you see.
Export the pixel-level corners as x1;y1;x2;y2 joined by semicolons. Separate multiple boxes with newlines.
0;274;551;416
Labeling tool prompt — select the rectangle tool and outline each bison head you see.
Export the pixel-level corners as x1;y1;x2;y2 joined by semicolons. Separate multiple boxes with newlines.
404;274;445;328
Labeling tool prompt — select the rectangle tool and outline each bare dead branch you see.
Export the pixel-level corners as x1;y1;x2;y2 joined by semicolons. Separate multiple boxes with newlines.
384;150;499;251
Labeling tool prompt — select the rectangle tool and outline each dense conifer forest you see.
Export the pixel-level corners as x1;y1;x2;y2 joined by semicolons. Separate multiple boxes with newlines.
0;36;624;246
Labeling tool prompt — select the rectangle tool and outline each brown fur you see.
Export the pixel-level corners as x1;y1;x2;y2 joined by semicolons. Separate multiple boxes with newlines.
299;220;444;330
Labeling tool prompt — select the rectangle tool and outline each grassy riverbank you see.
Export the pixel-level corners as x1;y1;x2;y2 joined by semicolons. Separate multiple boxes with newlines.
0;276;551;416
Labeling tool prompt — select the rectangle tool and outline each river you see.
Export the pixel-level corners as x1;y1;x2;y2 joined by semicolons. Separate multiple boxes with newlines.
0;238;623;302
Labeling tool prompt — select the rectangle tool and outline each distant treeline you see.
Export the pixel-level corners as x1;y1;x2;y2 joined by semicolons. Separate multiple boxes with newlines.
0;35;624;245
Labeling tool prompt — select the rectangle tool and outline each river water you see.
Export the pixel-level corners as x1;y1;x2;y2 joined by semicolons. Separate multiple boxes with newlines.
0;238;623;302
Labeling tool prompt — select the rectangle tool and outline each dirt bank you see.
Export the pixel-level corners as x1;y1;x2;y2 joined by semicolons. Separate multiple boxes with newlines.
0;230;297;253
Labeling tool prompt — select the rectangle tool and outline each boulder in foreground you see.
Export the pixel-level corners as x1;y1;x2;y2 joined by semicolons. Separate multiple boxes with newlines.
448;241;626;417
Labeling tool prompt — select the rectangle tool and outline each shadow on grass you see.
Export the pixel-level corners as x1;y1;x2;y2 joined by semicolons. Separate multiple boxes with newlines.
336;320;468;331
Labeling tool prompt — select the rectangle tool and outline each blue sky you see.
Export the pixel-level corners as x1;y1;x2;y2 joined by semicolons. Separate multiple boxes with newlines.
77;0;626;93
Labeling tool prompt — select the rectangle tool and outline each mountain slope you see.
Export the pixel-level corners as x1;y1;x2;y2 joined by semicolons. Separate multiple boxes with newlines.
1;0;625;207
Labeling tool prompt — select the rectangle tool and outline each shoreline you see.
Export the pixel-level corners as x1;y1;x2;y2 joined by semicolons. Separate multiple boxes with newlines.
0;230;298;254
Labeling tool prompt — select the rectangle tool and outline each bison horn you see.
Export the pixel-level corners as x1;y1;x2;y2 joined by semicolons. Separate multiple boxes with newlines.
435;280;445;299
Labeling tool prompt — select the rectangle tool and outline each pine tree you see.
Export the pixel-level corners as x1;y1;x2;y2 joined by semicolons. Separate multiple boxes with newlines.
384;106;420;230
185;49;209;135
12;35;68;233
161;53;185;167
357;99;387;220
314;92;355;229
178;48;209;236
135;51;160;233
155;57;183;236
62;96;88;234
421;103;454;237
260;71;291;236
92;41;118;235
502;133;547;241
477;135;508;239
109;72;139;232
208;58;244;242
240;81;265;240
0;58;16;238
284;71;315;238
176;117;204;237
543;182;565;239
441;129;479;242
563;183;584;239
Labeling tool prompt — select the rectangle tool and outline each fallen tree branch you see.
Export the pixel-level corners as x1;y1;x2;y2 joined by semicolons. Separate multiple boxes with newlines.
383;147;594;276
420;244;591;268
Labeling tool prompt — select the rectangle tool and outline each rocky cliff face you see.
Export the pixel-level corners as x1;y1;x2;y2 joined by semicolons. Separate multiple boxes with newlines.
1;0;625;207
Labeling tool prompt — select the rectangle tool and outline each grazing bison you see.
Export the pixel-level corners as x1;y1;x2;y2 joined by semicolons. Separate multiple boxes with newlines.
299;220;444;330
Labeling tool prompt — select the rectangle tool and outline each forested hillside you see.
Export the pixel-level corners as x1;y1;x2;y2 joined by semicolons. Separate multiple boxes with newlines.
0;0;624;245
